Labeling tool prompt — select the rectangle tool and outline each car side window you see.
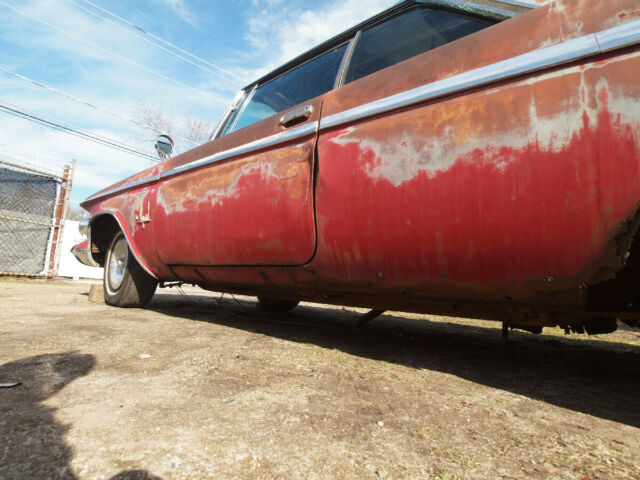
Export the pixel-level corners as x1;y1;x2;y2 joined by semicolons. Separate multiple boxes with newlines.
344;7;494;84
228;43;348;134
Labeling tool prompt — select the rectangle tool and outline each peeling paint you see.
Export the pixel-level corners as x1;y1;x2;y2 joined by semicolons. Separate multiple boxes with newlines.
316;48;640;302
153;138;316;266
331;52;640;187
80;0;640;326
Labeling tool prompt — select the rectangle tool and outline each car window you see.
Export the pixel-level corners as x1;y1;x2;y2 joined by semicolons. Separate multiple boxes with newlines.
229;43;348;133
345;7;494;84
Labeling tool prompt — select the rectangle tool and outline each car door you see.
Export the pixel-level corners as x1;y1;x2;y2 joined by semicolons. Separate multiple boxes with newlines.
152;43;348;266
314;4;512;289
314;0;640;302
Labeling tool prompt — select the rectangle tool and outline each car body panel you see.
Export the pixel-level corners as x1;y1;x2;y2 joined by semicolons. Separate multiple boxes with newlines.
152;97;322;266
315;50;640;305
78;0;640;327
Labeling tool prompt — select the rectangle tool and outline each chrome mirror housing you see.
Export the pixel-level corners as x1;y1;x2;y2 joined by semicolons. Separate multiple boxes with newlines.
155;134;175;159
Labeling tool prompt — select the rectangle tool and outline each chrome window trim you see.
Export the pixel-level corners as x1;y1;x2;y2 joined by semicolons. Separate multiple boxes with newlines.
427;0;516;19
225;85;258;136
334;32;361;89
209;89;247;141
84;19;640;204
229;42;350;136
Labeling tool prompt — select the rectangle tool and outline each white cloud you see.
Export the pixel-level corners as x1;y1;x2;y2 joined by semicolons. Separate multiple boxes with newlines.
0;116;155;203
0;0;239;203
244;0;396;78
0;0;402;205
157;0;198;26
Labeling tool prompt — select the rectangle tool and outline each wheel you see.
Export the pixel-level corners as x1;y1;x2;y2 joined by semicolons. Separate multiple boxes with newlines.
256;297;299;313
103;231;157;307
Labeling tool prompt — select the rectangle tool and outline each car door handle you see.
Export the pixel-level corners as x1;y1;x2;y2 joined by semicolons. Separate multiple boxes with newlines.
280;104;313;128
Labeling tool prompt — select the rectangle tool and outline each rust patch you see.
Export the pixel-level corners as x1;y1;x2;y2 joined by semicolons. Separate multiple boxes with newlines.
258;239;284;251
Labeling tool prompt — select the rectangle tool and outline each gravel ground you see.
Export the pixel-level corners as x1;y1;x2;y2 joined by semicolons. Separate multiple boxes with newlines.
0;279;639;480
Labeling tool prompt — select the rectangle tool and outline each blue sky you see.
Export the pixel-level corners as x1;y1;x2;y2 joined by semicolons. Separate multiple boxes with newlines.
0;0;396;205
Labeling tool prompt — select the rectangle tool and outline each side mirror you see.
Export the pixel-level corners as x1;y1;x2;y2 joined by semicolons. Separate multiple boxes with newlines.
155;134;174;159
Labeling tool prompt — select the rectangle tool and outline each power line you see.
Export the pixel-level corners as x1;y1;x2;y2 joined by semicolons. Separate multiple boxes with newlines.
0;0;214;99
0;142;67;168
73;0;247;84
0;149;67;178
66;0;244;87
0;101;160;163
0;105;159;162
0;102;159;162
0;66;200;146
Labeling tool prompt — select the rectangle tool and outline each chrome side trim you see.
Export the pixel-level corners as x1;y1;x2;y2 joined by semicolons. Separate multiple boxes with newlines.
84;121;318;202
596;18;640;52
84;175;160;202
84;19;639;203
320;33;600;130
493;0;538;8
160;121;319;180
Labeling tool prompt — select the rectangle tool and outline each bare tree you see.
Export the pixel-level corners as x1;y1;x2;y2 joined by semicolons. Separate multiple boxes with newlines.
135;101;213;155
66;204;87;221
183;111;212;145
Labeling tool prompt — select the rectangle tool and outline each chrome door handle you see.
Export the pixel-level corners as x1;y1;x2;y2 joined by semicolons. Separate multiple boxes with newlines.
280;104;313;128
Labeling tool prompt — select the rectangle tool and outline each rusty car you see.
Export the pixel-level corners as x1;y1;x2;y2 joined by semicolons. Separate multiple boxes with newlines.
73;0;640;335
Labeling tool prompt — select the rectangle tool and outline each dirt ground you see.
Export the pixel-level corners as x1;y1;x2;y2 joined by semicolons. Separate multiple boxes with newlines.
0;280;639;480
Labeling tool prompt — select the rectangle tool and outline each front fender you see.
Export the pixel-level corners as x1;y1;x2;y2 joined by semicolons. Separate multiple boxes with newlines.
89;211;158;279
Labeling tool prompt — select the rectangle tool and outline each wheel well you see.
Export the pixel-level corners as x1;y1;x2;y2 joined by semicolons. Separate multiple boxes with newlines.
90;215;120;267
586;225;640;314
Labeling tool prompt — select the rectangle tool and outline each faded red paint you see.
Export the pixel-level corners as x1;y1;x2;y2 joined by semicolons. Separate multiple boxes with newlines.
316;94;640;298
149;96;323;267
314;52;640;302
79;0;640;325
153;144;316;266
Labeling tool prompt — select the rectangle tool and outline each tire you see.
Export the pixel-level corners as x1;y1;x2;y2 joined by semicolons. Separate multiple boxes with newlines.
257;297;299;313
103;231;157;307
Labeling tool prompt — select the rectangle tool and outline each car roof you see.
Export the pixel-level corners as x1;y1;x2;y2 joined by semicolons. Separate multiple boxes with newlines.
245;0;538;90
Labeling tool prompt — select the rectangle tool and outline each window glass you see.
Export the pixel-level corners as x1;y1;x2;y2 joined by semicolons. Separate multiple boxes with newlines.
230;43;348;133
345;8;493;84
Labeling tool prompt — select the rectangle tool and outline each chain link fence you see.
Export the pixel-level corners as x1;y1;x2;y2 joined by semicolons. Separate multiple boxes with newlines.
0;157;74;277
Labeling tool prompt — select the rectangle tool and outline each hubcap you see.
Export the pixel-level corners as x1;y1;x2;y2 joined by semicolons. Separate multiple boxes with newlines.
108;236;128;291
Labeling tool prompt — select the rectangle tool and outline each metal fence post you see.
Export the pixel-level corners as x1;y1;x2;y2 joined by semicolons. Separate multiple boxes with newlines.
47;160;75;277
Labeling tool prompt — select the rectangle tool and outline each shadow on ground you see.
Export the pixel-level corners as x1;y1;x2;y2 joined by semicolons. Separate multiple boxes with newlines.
149;291;640;429
0;352;163;480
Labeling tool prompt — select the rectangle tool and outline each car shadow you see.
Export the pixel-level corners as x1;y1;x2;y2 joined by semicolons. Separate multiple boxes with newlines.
0;352;163;480
148;291;640;428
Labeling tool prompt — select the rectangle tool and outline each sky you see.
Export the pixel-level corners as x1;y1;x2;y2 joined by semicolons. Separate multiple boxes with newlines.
0;0;397;205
